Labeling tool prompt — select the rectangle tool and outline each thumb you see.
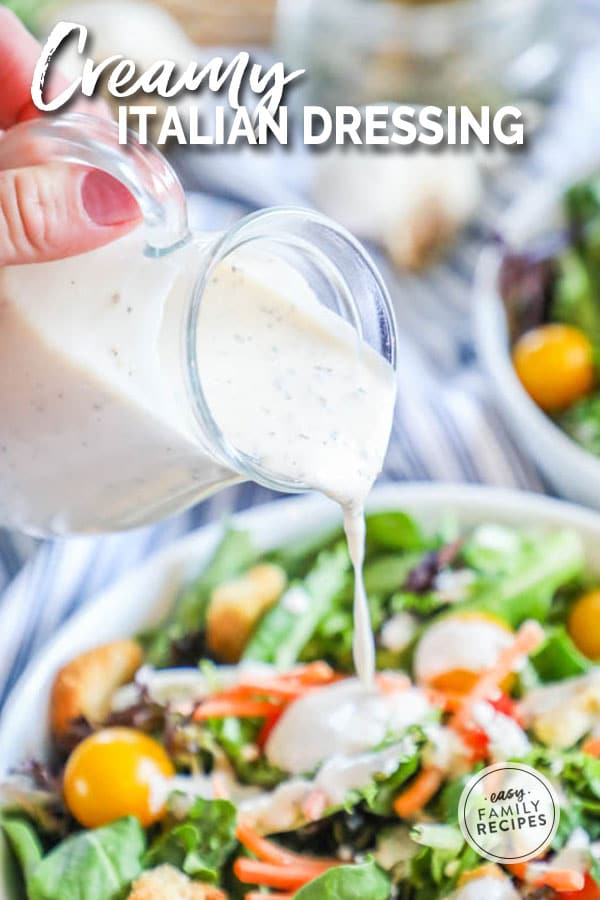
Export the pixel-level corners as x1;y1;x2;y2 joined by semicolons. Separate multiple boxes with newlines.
0;164;141;266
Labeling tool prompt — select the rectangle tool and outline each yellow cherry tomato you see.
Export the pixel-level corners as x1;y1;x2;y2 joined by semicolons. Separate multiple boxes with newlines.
568;589;600;661
63;727;175;828
512;324;595;413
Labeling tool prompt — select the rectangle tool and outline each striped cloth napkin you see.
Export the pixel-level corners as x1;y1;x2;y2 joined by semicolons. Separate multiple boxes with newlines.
1;11;600;708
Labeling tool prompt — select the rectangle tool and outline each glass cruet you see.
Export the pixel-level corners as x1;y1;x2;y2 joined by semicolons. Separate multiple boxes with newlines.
0;112;397;536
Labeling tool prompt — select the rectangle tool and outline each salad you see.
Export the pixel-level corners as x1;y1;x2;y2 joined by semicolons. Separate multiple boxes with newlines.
2;509;600;900
501;172;600;456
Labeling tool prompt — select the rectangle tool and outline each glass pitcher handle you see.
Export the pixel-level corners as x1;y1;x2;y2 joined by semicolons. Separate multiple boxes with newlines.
0;112;190;255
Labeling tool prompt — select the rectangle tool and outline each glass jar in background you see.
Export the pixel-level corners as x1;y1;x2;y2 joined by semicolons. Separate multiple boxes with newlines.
276;0;566;111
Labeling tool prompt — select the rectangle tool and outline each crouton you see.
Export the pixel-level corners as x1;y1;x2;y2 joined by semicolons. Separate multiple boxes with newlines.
50;639;142;738
127;865;226;899
206;563;286;663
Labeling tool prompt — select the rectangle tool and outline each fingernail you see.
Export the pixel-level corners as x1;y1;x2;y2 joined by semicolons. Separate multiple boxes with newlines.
81;170;139;226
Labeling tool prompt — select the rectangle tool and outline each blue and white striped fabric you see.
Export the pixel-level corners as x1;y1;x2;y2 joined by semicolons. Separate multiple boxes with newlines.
1;10;600;708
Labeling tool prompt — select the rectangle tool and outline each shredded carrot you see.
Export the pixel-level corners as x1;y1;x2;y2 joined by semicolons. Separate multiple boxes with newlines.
532;869;586;893
393;767;443;818
582;737;600;758
234;858;337;889
302;789;328;822
450;621;545;732
278;662;338;685
236;821;338;869
506;862;529;881
506;862;584;900
237;823;300;866
428;688;464;712
193;699;279;721
257;708;285;749
233;679;309;700
561;873;600;900
208;664;340;711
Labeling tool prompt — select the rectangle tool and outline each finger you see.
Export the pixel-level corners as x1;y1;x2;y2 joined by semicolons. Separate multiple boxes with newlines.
0;9;67;127
0;163;141;266
0;8;108;127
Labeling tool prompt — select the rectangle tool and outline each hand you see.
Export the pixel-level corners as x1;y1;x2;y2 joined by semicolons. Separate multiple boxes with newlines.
0;9;141;267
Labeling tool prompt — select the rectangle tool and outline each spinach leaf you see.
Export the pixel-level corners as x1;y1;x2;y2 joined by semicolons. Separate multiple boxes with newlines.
0;817;43;894
530;627;591;681
144;797;237;883
27;817;145;900
293;859;390;899
366;511;425;552
363;554;421;596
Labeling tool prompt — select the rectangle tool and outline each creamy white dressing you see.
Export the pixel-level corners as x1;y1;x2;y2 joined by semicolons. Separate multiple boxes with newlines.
529;827;590;881
379;612;418;653
471;701;531;761
265;677;432;774
235;737;419;834
313;738;418;806
343;510;376;686
520;669;600;749
414;616;514;685
238;779;310;834
111;662;277;712
452;877;520;900
1;228;396;685
196;250;396;686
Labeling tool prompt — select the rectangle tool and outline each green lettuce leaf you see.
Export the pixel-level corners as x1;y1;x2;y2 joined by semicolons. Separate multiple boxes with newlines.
293;859;390;899
144;797;237;883
354;729;426;817
27;817;145;900
140;528;256;666
208;716;284;788
0;817;43;885
365;511;425;552
243;545;349;667
530;627;591;681
461;528;584;626
409;842;481;900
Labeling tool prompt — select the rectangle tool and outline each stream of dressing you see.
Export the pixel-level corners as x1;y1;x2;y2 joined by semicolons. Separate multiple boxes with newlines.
343;510;375;685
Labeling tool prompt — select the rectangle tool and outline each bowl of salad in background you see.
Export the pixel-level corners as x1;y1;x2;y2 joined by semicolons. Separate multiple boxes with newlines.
476;172;600;509
2;483;600;900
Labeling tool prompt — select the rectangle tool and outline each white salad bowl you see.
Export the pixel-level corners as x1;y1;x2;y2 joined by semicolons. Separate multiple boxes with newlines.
4;482;600;894
474;246;600;510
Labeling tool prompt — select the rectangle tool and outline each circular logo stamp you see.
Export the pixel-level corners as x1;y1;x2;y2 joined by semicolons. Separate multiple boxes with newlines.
458;763;560;863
